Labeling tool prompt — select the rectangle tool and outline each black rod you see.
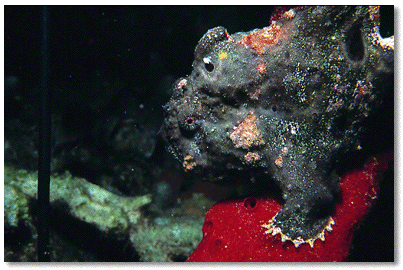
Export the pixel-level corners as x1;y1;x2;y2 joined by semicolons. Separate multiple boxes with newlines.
37;5;51;262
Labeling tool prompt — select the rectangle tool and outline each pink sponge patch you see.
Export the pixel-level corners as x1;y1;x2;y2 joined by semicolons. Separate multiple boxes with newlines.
186;152;393;262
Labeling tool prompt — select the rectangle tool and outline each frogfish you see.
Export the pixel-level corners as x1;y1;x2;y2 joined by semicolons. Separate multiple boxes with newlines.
161;6;393;247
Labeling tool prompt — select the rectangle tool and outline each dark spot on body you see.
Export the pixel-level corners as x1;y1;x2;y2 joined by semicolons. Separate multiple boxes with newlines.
345;20;365;62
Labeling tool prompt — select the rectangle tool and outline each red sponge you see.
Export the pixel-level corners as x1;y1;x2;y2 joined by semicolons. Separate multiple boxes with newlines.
186;152;393;262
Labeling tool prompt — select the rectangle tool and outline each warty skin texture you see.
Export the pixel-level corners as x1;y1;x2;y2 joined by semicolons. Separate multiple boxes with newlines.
161;6;393;245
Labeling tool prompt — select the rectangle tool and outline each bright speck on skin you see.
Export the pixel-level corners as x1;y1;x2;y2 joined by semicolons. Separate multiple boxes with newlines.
218;50;228;59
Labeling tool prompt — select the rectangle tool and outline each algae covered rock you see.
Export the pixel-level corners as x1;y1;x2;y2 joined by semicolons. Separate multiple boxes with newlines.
131;216;205;262
4;166;152;233
4;166;212;261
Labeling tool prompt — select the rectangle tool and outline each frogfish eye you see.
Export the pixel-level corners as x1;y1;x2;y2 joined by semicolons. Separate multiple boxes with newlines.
203;57;214;72
179;114;200;136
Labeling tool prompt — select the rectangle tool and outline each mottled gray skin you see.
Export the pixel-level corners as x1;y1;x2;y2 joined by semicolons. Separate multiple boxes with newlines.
161;6;393;241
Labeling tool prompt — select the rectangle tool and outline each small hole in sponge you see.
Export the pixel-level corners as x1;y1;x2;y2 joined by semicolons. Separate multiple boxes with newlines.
203;220;213;233
244;197;257;210
214;239;222;246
